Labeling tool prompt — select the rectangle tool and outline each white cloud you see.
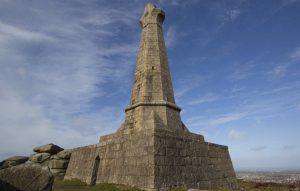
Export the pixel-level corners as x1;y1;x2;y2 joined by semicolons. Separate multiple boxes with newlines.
289;46;300;61
224;9;241;22
187;94;218;106
231;85;246;93
208;113;248;126
228;129;241;140
165;26;177;47
0;1;140;160
216;8;242;31
0;21;54;42
271;64;288;79
186;112;249;128
186;81;300;129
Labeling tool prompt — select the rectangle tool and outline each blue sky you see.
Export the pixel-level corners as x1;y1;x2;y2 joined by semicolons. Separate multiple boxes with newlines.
0;0;299;171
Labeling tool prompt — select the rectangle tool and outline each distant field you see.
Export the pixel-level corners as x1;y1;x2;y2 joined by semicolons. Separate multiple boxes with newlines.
236;171;300;185
53;178;300;191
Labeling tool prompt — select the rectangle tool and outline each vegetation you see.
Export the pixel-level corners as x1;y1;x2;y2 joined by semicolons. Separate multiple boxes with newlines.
236;180;300;191
53;178;143;191
210;180;300;191
53;178;300;191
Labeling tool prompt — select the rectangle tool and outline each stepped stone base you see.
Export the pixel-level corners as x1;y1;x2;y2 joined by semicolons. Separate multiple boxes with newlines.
65;127;237;190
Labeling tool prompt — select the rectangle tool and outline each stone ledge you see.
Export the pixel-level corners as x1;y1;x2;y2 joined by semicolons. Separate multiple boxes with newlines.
125;101;181;112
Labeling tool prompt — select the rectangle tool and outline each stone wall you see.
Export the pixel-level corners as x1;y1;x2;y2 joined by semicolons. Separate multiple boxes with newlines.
64;145;99;184
65;128;156;189
65;125;237;190
153;128;237;190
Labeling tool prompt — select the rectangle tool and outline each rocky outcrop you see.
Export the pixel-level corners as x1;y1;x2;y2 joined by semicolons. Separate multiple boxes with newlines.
30;153;51;164
0;156;29;170
29;144;72;177
0;163;54;191
1;144;71;180
56;150;72;159
33;143;63;154
48;150;72;177
49;159;69;169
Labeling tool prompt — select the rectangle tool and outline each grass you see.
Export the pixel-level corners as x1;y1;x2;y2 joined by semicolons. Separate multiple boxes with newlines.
53;178;143;191
53;178;300;191
236;180;300;191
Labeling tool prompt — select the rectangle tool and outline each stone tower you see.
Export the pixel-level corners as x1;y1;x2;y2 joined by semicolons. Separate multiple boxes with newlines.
65;3;238;190
121;3;184;133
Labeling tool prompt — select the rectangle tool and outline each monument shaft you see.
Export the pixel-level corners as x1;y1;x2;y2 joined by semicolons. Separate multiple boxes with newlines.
124;4;182;132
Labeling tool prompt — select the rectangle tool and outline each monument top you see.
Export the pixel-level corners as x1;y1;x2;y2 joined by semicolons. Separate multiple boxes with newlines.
140;3;165;28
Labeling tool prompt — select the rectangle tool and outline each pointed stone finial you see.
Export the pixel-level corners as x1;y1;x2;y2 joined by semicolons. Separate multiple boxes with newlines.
140;3;165;28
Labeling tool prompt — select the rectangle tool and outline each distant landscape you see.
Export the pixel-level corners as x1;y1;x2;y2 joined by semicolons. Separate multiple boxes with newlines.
236;171;300;184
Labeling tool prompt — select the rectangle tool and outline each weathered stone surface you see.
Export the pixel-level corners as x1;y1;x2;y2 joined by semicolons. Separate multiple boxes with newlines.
50;168;66;177
50;155;59;160
3;156;29;163
65;3;238;191
0;156;29;169
56;150;72;159
0;163;54;191
0;161;20;170
50;169;67;177
49;159;69;169
34;143;63;154
30;153;51;163
50;168;66;173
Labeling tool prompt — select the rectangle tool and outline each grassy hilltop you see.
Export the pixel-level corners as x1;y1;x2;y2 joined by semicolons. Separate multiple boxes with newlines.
53;178;300;191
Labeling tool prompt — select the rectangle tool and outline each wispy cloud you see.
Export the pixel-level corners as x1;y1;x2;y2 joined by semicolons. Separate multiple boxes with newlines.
259;83;300;96
187;111;249;128
297;103;300;110
231;85;246;93
223;9;241;22
186;82;300;128
158;0;197;7
289;46;300;61
270;63;288;79
159;0;180;6
0;1;141;160
229;60;257;81
0;21;54;42
165;26;177;47
261;0;299;23
212;1;243;31
208;112;248;126
251;146;267;151
283;145;297;150
187;94;218;106
269;46;300;79
228;129;242;140
187;1;244;49
174;75;210;99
